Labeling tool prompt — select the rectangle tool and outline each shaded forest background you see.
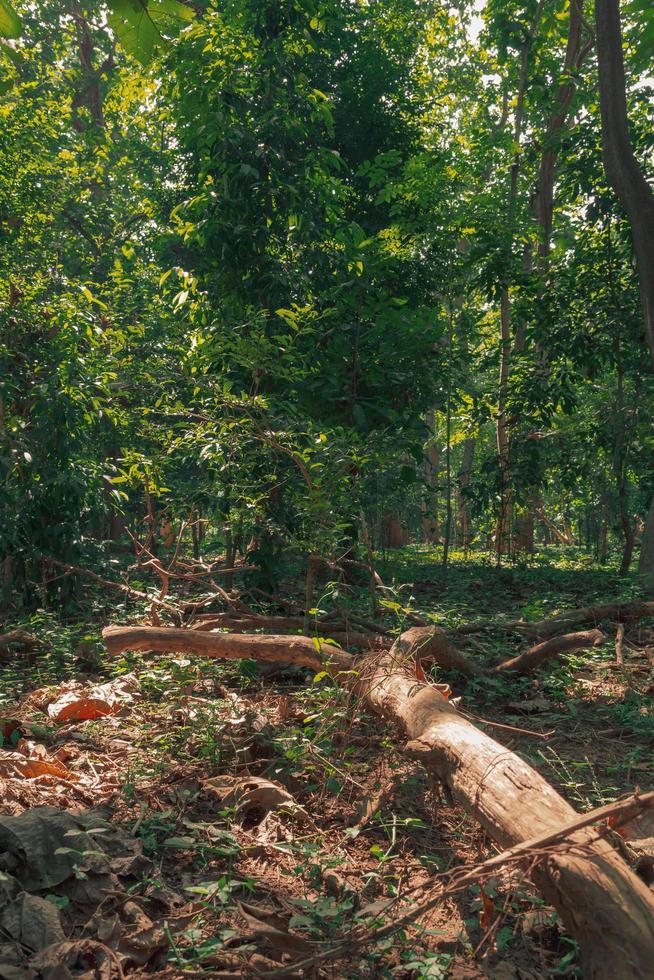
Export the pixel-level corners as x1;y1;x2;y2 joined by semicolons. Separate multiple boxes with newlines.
2;0;654;607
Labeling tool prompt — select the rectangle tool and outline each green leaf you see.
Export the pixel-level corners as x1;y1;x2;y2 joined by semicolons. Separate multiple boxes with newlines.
107;0;194;66
0;0;21;39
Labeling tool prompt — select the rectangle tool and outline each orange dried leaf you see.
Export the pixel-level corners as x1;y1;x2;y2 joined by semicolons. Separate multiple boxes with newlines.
0;748;78;781
19;758;78;780
479;886;494;931
47;695;116;722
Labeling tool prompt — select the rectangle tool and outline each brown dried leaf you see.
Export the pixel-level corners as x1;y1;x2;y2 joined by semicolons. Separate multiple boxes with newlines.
237;901;313;959
205;776;310;827
0;749;78;782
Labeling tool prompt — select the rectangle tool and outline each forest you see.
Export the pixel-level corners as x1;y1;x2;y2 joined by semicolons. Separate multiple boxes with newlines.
1;0;654;976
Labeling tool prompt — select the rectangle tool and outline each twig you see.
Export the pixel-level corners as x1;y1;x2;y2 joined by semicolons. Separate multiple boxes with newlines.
459;709;555;739
43;557;178;612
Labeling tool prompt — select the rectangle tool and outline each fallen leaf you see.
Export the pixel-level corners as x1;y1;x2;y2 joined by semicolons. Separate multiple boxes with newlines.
479;885;494;931
31;939;116;980
0;749;78;782
46;675;141;723
237;901;313;959
47;695;116;722
0;806;150;897
204;776;310;827
506;695;552;714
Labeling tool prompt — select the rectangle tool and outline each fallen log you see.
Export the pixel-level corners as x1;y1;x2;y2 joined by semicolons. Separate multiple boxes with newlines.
496;628;604;673
356;628;654;977
451;598;654;639
0;630;37;652
102;621;629;678
103;623;483;678
102;623;654;975
510;599;654;638
188;614;604;675
102;625;352;673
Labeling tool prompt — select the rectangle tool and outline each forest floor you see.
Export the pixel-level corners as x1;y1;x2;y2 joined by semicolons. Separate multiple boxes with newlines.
0;547;652;979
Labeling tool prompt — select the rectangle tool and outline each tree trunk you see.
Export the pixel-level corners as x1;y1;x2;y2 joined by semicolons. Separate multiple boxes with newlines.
495;3;544;560
595;0;654;588
514;505;535;555
596;0;654;366
421;412;440;544
456;437;475;550
382;514;408;550
639;497;654;591
534;0;590;265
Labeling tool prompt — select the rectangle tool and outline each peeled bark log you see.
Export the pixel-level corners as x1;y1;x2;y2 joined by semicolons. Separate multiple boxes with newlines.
359;628;654;978
102;625;352;673
102;623;654;975
497;628;604;674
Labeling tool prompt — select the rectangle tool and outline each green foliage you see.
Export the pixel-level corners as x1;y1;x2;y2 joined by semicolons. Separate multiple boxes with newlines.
0;0;20;38
2;0;654;608
108;0;194;66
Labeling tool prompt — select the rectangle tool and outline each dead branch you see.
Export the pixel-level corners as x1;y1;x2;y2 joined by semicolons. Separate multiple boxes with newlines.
496;628;604;673
44;558;179;612
510;599;654;638
451;598;654;640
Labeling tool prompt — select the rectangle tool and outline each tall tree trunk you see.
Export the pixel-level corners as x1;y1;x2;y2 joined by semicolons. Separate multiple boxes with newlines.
640;497;654;582
421;412;440;544
456;437;475;550
442;298;454;568
595;0;654;588
534;1;591;265
611;310;636;576
514;503;535;555
596;0;654;365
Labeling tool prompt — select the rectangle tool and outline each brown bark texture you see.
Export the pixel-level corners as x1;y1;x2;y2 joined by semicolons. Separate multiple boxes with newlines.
595;0;654;369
